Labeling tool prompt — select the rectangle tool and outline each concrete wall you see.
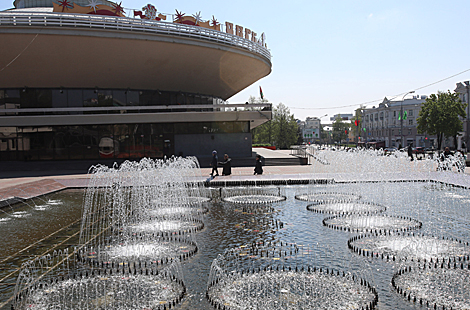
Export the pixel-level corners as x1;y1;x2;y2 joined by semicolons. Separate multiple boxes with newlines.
174;132;252;158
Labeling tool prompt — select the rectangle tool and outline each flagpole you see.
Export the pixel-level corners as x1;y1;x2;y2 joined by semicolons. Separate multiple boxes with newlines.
400;91;415;148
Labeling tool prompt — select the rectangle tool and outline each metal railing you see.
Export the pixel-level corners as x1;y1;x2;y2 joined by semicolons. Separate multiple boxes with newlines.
0;11;271;62
0;103;272;116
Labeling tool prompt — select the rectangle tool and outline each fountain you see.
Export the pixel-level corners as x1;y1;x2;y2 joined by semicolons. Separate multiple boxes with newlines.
4;147;470;309
221;186;286;204
296;191;361;202
78;157;208;266
11;156;210;309
349;232;470;262
392;263;470;309
12;249;185;310
306;201;386;215
206;241;378;310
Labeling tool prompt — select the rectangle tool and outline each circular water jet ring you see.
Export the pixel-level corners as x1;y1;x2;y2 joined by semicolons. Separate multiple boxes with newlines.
232;205;280;215
348;233;470;262
223;194;286;204
147;206;209;217
207;269;378;310
235;218;285;233
295;192;361;202
392;263;470;309
123;218;204;235
307;201;385;215
185;196;211;205
82;237;198;267
151;196;210;206
17;271;185;310
323;214;422;233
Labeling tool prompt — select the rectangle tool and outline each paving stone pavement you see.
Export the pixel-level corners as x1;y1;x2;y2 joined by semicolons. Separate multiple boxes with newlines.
0;163;469;201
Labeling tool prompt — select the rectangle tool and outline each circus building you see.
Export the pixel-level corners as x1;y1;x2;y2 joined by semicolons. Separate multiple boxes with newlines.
0;0;272;162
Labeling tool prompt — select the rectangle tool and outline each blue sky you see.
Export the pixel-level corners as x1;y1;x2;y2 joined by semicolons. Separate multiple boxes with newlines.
2;0;469;121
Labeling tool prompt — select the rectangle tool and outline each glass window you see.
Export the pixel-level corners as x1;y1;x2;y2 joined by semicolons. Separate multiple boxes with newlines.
98;125;115;159
37;89;52;108
233;121;249;133
97;90;113;107
83;90;98;108
52;90;68;109
113;90;127;107
82;126;99;159
175;123;210;134
211;122;233;133
127;91;140;106
20;89;37;109
67;90;83;114
113;124;129;158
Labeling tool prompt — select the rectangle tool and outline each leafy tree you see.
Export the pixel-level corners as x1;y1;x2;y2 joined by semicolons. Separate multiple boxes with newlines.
251;102;298;149
417;91;466;151
250;96;273;144
351;106;364;142
332;115;350;143
272;103;298;149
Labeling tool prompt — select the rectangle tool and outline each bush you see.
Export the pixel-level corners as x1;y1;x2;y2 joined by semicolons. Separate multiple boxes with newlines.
252;144;272;147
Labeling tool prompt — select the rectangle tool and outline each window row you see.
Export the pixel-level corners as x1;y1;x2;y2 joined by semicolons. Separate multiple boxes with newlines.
0;88;220;111
0;121;249;161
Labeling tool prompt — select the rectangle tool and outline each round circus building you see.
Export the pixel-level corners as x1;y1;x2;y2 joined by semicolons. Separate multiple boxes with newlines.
0;0;272;162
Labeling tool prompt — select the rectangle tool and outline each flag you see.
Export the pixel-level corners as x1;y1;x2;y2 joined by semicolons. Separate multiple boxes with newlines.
259;86;264;100
403;110;408;120
398;112;401;121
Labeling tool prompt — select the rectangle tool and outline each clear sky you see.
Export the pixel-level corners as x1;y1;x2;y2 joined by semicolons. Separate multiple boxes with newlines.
2;0;469;121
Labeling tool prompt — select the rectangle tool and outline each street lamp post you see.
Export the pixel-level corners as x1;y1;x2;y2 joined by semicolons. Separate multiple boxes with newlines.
400;91;415;148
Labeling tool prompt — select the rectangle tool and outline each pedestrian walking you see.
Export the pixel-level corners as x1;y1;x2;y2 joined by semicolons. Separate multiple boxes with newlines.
210;150;219;176
407;143;414;161
254;154;263;175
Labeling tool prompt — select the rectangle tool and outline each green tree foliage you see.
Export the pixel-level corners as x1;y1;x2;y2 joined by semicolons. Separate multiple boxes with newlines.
417;91;466;150
332;115;350;143
252;102;298;149
351;106;364;141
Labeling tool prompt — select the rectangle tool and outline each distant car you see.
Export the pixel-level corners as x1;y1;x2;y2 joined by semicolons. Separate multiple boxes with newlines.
412;147;425;154
384;147;397;154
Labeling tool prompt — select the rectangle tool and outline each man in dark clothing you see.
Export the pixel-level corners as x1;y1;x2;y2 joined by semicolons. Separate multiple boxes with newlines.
407;143;414;161
210;150;219;176
218;154;231;176
254;154;263;175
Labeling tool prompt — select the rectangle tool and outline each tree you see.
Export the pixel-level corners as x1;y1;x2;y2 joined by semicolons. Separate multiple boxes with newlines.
417;91;466;151
272;103;298;149
250;96;272;144
332;115;350;144
251;102;298;149
351;106;364;143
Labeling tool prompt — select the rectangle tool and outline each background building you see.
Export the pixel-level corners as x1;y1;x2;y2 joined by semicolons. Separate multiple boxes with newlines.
298;116;328;144
330;114;353;122
454;81;469;150
0;0;272;162
361;96;432;148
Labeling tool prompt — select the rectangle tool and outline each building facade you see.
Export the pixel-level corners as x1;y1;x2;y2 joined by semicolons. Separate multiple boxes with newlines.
360;96;434;148
330;114;353;122
299;117;321;143
454;81;469;150
0;1;272;162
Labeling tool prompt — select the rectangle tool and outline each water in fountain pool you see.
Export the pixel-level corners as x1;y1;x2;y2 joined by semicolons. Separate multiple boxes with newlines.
5;153;470;310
